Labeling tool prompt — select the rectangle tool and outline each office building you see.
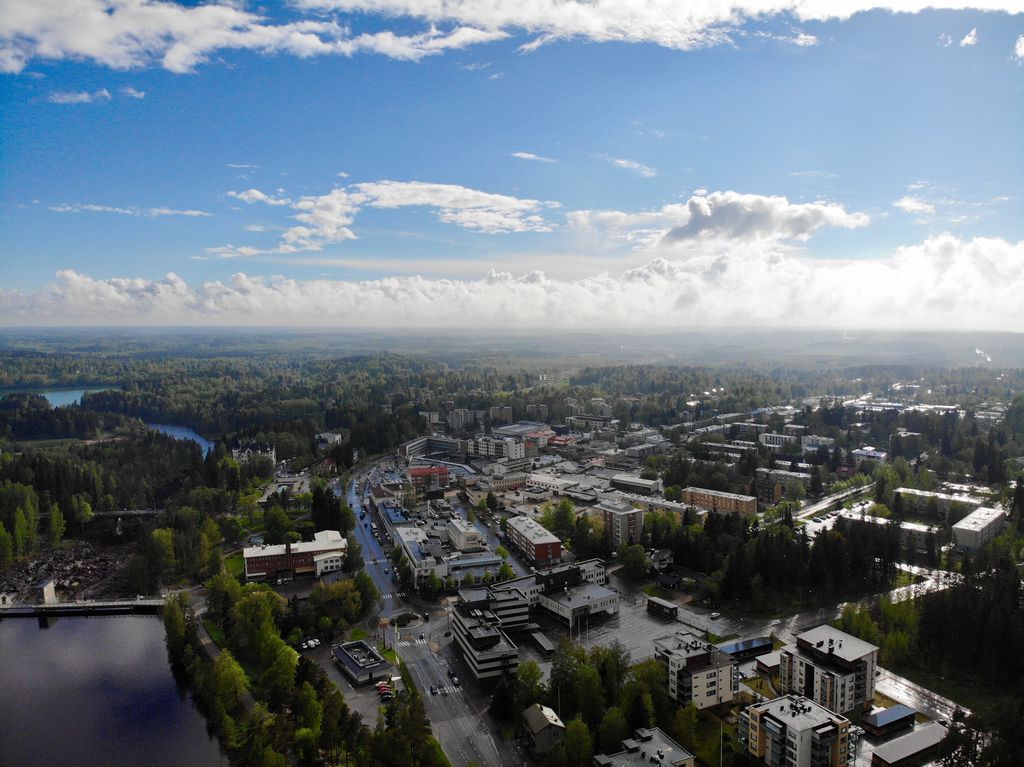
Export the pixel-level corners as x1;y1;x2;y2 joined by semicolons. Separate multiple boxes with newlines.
610;474;662;496
593;728;695;767
448;518;485;552
243;530;347;581
451;601;518;681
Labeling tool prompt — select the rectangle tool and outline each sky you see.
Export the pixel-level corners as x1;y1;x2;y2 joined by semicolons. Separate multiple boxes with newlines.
1;0;1023;330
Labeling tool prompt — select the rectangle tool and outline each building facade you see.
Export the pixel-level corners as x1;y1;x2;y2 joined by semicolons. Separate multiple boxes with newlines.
779;626;878;716
681;486;757;515
505;515;562;565
654;632;737;709
598;498;644;550
243;530;347;581
740;695;852;767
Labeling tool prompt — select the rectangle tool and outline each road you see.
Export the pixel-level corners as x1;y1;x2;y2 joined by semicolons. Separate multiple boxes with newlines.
796;485;871;521
394;628;523;767
331;468;517;767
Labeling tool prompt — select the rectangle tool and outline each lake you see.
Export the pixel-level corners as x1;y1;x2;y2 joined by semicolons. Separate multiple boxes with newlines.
146;423;215;456
0;387;112;408
0;616;229;767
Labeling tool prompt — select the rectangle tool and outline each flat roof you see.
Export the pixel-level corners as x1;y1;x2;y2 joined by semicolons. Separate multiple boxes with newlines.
872;723;947;764
952;506;1005;532
756;695;846;731
864;705;916;728
593;728;694;767
683;486;756;502
507;515;560;544
543;581;617;608
796;624;878;663
243;529;347;560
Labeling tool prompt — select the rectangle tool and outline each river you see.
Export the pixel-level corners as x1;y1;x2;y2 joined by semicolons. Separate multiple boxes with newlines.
0;616;229;767
146;423;215;456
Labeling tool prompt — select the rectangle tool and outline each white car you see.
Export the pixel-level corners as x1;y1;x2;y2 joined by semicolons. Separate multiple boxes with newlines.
710;612;721;619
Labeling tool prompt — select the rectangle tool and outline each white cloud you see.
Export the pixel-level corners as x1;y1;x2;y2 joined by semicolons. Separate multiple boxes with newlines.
0;0;505;74
571;191;868;249
790;31;819;47
214;180;555;256
228;188;292;206
49;202;211;217
605;157;657;178
120;86;145;98
4;234;1022;330
226;163;259;169
959;28;978;46
1015;34;1024;58
938;33;953;46
894;196;936;215
789;170;838;179
297;1;1023;54
512;151;556;163
47;88;111;104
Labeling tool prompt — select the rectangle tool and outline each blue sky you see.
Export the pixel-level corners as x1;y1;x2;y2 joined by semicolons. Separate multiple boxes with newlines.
1;1;1023;329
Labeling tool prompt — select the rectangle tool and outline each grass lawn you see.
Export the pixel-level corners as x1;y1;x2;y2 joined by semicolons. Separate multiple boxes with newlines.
742;676;775;698
691;710;739;767
642;584;673;600
350;628;369;641
894;571;924;588
380;647;398;664
224;552;244;579
203;618;227;648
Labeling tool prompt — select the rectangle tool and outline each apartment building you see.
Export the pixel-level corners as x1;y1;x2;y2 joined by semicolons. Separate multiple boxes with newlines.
681;486;757;515
952;506;1007;552
505;515;562;566
779;626;878;715
593;728;695;767
409;465;449;494
653;631;737;709
740;695;852;767
489;405;514;424
894;487;983;517
463;435;526;461
597;497;644;550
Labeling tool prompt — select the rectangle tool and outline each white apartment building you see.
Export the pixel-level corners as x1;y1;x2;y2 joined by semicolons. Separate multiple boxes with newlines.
654;632;738;710
464;435;526;461
952;506;1007;551
801;435;836;452
779;625;878;716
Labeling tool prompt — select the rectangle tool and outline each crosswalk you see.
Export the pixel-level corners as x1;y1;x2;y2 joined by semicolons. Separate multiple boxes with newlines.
396;637;429;647
431;684;460;696
381;591;406;600
367;558;390;566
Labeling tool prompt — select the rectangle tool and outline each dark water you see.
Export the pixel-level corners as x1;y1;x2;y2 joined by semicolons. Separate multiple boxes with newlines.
145;423;214;455
0;616;229;767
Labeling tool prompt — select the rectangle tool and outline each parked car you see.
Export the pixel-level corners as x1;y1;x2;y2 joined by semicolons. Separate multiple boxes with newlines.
710;612;721;619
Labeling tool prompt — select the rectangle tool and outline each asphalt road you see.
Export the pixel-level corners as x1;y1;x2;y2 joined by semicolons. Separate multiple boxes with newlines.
395;630;523;767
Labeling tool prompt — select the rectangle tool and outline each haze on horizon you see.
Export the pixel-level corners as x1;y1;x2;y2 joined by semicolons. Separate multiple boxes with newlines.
1;1;1022;330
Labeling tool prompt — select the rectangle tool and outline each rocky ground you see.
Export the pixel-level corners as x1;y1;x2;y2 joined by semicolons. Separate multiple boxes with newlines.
0;541;132;602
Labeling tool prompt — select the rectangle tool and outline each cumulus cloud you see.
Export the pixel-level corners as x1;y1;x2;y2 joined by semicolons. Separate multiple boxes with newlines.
47;88;111;104
3;234;1021;330
894;196;936;215
790;31;819;47
49;202;211;217
228;188;292;206
0;0;505;74
571;191;868;249
959;28;978;46
605;157;657;178
1015;34;1024;58
512;151;556;163
213;180;555;256
297;1;1022;54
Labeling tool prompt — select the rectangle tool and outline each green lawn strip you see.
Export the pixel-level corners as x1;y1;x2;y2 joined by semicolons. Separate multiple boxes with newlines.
224;553;244;579
202;618;227;648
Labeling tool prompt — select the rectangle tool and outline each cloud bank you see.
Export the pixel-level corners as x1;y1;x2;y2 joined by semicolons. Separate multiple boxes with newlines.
4;0;1021;73
3;234;1020;330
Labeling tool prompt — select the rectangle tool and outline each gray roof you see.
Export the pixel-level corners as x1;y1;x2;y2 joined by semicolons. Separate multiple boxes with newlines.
872;722;947;764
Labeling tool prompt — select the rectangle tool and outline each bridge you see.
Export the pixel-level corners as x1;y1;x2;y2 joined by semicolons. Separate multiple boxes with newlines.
0;597;165;618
